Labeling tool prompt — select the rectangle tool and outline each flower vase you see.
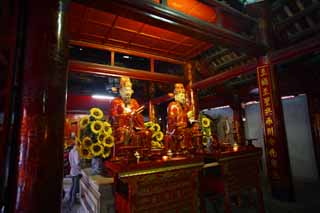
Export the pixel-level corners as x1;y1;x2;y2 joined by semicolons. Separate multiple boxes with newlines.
91;157;103;175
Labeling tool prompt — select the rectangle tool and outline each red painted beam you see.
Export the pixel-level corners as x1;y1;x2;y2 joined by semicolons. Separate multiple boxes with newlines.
192;61;257;89
68;60;184;84
271;35;320;64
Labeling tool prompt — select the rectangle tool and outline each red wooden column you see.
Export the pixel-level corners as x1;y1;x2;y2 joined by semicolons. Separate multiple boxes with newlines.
10;0;69;212
257;56;294;201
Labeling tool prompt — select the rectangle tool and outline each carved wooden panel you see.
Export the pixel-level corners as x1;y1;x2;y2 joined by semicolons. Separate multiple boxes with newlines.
125;168;201;213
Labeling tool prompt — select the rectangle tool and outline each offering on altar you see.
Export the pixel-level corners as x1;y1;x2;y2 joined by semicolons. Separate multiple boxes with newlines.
144;121;164;149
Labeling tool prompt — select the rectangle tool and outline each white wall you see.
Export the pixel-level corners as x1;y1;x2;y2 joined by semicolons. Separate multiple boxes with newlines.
282;94;319;182
244;95;319;182
244;103;267;175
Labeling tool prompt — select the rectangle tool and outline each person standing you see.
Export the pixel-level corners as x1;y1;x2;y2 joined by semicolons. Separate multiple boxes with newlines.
68;142;81;209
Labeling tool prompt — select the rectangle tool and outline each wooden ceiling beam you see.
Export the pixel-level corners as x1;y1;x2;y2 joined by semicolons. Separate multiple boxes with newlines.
193;61;257;89
271;34;320;64
73;0;266;56
213;55;251;71
276;2;320;31
194;34;320;89
68;60;184;84
70;40;185;64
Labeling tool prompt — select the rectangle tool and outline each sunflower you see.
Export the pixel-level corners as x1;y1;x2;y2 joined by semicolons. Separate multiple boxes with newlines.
152;131;164;141
76;137;82;147
103;124;112;136
202;117;210;128
82;136;92;148
90;120;104;134
80;116;90;129
102;135;114;148
90;108;104;120
103;121;111;127
102;145;111;158
98;132;106;143
90;143;103;157
80;147;92;159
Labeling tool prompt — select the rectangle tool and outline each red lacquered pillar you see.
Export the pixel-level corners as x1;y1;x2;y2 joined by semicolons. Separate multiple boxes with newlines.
257;56;294;201
11;0;69;212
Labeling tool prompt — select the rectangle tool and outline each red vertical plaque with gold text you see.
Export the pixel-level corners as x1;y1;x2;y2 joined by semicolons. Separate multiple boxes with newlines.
257;57;294;201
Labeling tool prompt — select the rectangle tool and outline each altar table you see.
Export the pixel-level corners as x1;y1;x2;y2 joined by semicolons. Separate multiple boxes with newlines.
105;157;204;213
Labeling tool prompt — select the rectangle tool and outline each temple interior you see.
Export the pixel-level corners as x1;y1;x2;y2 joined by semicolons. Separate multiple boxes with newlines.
1;0;320;212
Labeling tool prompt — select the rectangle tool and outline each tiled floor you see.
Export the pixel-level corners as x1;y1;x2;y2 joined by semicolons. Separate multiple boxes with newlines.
61;177;84;213
205;177;320;213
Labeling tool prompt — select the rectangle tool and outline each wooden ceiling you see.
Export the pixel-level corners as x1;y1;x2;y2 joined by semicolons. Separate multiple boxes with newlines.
67;0;320;109
68;2;213;61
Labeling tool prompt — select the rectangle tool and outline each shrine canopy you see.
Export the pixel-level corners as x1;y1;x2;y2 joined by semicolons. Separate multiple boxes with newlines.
68;0;268;111
69;0;266;61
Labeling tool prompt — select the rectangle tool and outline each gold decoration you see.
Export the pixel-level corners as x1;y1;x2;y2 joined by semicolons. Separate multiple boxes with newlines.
153;123;161;132
152;131;164;141
145;121;164;149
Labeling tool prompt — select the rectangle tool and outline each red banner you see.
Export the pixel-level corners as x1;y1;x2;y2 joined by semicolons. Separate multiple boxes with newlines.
257;65;281;181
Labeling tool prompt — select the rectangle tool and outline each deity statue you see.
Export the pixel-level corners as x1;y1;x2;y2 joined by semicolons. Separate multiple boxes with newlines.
110;77;151;156
166;83;196;153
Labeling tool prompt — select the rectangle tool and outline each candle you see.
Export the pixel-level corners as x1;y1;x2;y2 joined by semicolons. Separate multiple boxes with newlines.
162;155;168;161
233;143;239;152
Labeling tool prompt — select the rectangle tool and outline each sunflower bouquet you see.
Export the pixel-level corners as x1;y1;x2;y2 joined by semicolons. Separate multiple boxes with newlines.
144;121;164;149
199;114;212;146
78;107;114;159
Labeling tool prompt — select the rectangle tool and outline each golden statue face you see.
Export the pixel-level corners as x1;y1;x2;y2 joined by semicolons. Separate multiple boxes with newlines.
174;83;186;104
174;83;185;94
119;77;134;103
